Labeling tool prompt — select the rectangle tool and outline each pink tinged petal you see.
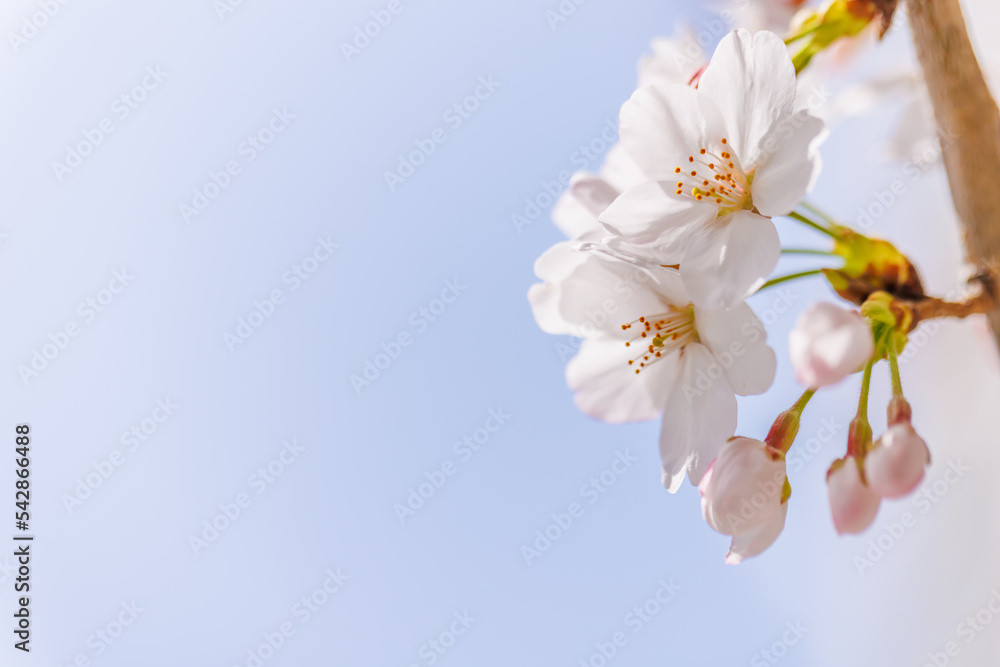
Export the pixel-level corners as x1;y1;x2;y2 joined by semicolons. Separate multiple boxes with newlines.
568;338;678;424
699;437;786;535
679;210;781;310
529;244;665;338
751;111;827;217
788;302;874;388
827;457;881;534
725;503;787;565
694;303;776;396
570;174;621;217
660;344;738;492
865;424;930;499
619;83;731;181
599;181;717;263
697;29;797;167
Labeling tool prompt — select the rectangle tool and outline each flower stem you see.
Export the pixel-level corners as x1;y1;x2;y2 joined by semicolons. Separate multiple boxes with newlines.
857;359;875;423
760;269;824;291
781;248;837;257
791;387;817;417
798;201;838;226
848;359;877;459
887;340;904;397
787;211;842;240
784;23;824;44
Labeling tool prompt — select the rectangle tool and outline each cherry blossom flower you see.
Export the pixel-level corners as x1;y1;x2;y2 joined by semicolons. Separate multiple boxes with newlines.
552;144;646;239
789;302;874;387
599;29;826;308
638;34;707;88
552;38;707;240
827;456;880;534
865;423;930;499
528;245;776;490
709;0;809;34
699;437;789;563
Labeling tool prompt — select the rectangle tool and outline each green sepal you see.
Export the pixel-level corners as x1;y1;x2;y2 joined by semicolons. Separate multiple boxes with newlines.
822;228;924;305
861;291;911;359
788;0;877;73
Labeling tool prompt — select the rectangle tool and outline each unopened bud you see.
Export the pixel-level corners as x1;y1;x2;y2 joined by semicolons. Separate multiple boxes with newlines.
847;416;873;459
865;423;930;499
886;396;912;426
827;456;881;534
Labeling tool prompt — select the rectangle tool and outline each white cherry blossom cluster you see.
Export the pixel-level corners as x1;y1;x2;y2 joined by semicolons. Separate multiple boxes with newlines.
529;2;974;564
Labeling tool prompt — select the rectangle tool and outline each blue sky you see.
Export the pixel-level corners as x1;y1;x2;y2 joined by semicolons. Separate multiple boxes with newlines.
1;0;999;665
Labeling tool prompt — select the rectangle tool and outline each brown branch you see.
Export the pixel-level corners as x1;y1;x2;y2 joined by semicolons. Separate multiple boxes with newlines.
908;273;998;329
907;0;1000;352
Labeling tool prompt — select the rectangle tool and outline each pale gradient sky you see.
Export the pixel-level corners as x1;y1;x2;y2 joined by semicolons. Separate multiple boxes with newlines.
0;0;997;665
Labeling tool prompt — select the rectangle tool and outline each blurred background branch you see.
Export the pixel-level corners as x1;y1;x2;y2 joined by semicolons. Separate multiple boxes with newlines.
908;0;1000;353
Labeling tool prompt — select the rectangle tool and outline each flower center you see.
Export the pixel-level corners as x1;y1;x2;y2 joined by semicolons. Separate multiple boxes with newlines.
672;138;753;217
621;304;698;374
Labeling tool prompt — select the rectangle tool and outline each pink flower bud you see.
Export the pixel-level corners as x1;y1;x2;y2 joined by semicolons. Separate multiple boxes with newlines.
700;438;787;538
724;504;787;565
827;457;880;534
864;423;930;499
789;302;874;388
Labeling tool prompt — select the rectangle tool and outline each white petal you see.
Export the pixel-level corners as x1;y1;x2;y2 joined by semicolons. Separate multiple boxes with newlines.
531;244;668;337
600;143;648;192
679;210;781;309
698;30;797;167
659;344;738;491
551;181;599;239
751;111;826;217
567;338;677;423
639;36;704;88
599;181;716;263
725;503;787;565
620;83;730;181
528;242;588;335
533;239;585;282
695;303;777;396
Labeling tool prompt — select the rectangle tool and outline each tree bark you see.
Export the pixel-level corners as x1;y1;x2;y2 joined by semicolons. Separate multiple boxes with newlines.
907;0;1000;351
